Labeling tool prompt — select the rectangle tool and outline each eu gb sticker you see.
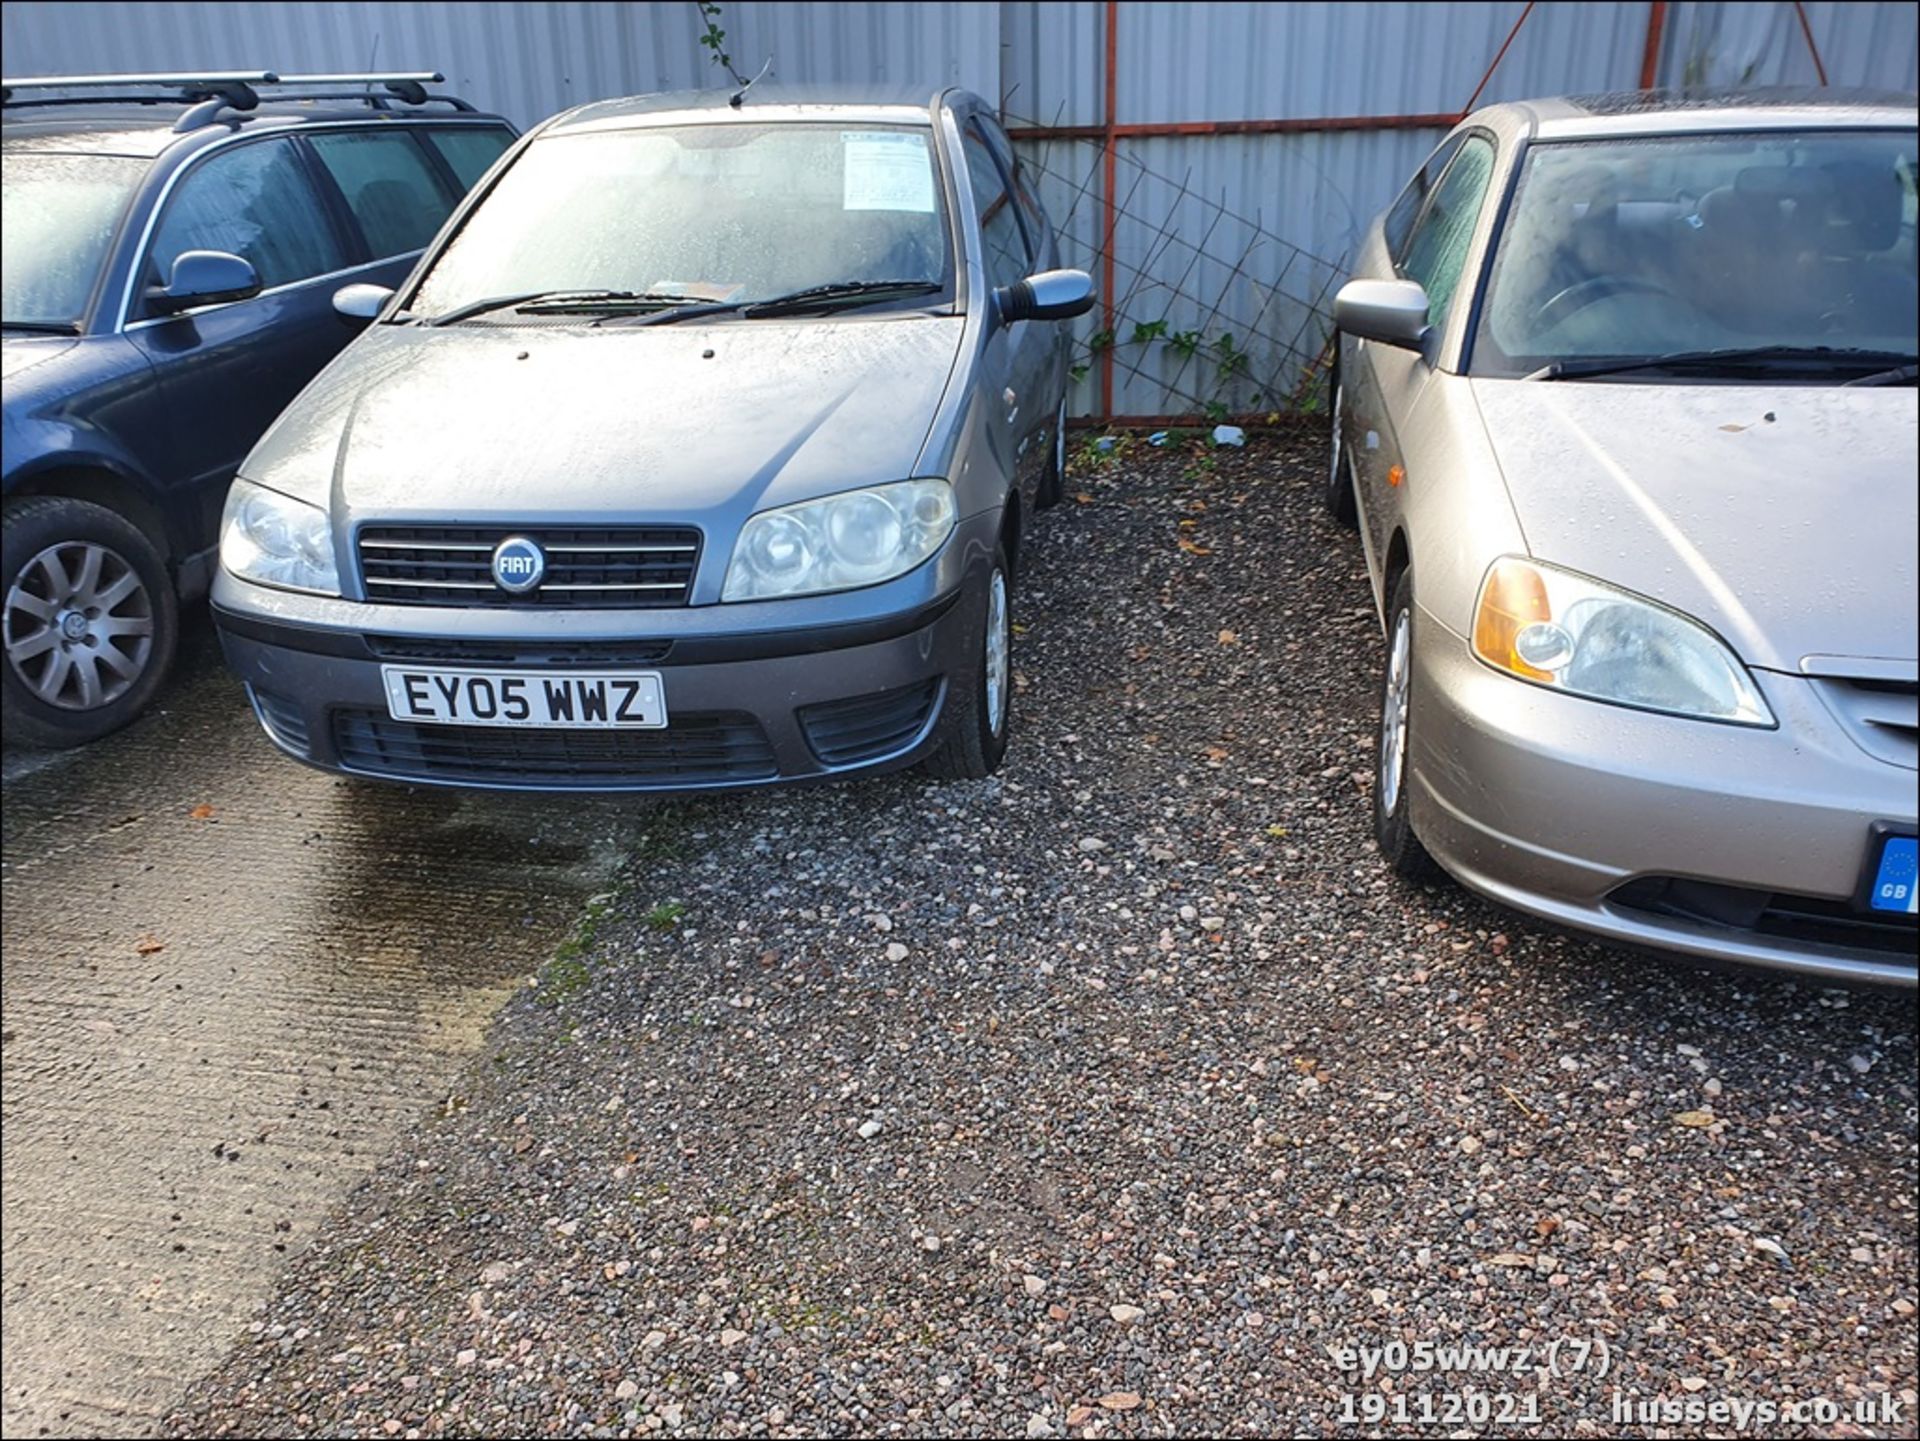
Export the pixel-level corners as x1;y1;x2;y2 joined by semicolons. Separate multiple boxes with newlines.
1869;835;1918;915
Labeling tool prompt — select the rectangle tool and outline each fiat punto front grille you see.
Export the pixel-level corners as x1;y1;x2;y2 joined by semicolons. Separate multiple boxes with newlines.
357;525;701;607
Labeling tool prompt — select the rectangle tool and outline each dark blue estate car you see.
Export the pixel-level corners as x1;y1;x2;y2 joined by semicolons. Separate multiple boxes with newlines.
1;72;516;747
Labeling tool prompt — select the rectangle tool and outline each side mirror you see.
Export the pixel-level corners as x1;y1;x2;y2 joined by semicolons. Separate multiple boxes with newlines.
995;268;1096;326
1332;279;1432;352
333;283;396;322
147;250;260;314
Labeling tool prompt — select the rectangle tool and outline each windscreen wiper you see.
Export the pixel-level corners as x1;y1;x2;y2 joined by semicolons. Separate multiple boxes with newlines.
1528;345;1919;382
426;290;719;327
1;319;82;335
1843;361;1920;387
741;280;943;319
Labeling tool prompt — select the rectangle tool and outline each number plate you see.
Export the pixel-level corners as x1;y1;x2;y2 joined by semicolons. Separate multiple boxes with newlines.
1865;832;1919;916
380;666;667;729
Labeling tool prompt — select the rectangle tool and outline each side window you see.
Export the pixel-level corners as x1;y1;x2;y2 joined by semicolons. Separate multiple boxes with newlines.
973;113;1051;262
307;131;457;259
1398;136;1496;329
148;139;348;293
1383;134;1466;261
963;122;1031;290
426;127;516;191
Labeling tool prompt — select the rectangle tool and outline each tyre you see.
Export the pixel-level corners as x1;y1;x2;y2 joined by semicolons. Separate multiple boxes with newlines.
1324;347;1359;528
1036;398;1067;510
923;544;1013;780
1373;567;1438;881
2;495;178;750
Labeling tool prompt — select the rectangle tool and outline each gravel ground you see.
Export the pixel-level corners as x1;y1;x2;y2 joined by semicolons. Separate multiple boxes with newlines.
169;432;1917;1439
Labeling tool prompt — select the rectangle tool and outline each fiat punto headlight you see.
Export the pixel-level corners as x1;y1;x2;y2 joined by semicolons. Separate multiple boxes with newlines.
723;479;955;601
1471;557;1773;726
220;479;340;596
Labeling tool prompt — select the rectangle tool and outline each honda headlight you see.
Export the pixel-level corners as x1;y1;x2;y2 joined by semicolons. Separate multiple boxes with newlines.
1471;557;1772;726
220;479;340;596
723;479;955;601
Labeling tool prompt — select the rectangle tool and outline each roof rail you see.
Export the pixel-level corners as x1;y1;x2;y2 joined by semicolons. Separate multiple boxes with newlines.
274;71;471;110
1;69;478;128
1;70;278;107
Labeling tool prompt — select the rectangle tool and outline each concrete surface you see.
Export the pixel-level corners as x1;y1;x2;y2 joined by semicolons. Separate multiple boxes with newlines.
1;618;637;1437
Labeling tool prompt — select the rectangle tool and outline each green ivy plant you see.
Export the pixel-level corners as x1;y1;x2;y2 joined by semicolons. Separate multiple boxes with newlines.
694;2;748;86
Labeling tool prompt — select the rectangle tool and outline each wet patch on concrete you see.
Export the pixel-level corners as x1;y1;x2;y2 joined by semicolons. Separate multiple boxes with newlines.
1;623;637;1437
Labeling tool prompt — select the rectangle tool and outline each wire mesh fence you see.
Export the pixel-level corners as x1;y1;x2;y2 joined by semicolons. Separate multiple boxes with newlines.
1011;116;1351;422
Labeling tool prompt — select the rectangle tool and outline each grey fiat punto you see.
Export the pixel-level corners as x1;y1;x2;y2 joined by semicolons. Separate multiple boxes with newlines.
212;85;1092;790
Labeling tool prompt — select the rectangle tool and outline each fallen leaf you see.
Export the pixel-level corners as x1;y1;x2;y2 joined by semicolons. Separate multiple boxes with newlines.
1066;1405;1094;1426
1098;1392;1142;1411
1718;422;1748;433
1673;1110;1716;1128
1217;629;1239;645
1536;1215;1561;1238
1073;492;1094;504
135;936;166;955
188;803;216;820
1489;1252;1533;1267
1177;539;1212;556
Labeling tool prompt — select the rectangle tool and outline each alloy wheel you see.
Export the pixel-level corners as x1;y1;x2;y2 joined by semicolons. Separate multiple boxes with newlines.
4;540;155;711
984;568;1010;737
1379;606;1412;817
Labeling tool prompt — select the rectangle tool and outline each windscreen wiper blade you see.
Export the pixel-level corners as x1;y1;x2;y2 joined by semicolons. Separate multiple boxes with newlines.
1528;345;1919;381
741;280;942;319
1;319;82;335
518;290;724;315
426;290;714;326
1843;361;1920;387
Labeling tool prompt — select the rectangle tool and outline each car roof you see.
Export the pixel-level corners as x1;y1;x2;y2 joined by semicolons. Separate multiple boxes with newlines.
1;99;509;158
1474;85;1918;143
545;83;974;137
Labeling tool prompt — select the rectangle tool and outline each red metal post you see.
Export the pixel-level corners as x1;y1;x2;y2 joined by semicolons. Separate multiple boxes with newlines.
1099;0;1119;420
1461;0;1537;114
1793;1;1830;85
1639;0;1668;89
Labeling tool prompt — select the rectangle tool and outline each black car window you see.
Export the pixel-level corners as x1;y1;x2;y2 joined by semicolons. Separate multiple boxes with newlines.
307;131;457;259
1384;133;1467;261
963;122;1031;290
426;126;516;190
149;138;347;292
1398;136;1496;331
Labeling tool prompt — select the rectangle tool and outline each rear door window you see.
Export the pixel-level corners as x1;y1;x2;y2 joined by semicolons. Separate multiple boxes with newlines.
426;126;516;190
148;138;348;293
307;130;458;259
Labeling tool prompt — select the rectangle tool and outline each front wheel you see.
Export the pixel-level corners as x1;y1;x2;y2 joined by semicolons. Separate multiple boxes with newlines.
2;495;178;750
923;546;1013;780
1373;568;1437;880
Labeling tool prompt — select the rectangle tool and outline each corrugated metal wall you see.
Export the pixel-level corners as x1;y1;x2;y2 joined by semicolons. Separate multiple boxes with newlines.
0;2;1004;121
6;1;1915;417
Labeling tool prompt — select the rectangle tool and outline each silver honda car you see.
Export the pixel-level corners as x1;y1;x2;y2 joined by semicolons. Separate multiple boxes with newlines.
213;87;1091;790
1329;88;1917;986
